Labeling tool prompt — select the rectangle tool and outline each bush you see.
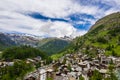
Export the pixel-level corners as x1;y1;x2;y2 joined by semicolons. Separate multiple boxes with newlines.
90;25;104;34
97;37;108;43
106;45;114;51
79;75;84;80
90;70;103;80
0;60;34;80
108;27;120;36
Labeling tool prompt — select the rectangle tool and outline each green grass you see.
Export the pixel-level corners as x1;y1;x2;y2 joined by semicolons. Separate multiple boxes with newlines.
114;46;120;56
51;53;64;60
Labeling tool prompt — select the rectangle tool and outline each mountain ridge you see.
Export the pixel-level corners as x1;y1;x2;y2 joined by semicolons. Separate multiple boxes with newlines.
0;32;71;55
89;12;120;32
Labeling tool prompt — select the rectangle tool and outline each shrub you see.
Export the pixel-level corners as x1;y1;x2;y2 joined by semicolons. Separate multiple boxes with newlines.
97;37;108;44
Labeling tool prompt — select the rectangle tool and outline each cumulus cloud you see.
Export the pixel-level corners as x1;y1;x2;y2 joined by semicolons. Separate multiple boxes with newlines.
0;0;119;38
36;20;87;38
0;10;86;38
0;0;101;18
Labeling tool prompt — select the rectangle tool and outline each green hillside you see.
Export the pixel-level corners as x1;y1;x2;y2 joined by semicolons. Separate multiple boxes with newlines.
38;38;70;55
52;12;120;59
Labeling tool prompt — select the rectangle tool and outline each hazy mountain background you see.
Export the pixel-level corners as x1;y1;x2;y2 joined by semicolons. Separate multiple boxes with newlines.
0;32;71;55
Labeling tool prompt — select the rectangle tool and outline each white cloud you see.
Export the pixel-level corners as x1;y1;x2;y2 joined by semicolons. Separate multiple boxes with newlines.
0;0;119;38
0;10;86;38
71;30;87;38
0;0;101;18
100;0;120;14
101;0;120;7
37;20;87;38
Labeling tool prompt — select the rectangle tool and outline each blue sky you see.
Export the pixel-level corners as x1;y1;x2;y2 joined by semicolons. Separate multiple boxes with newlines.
0;0;120;38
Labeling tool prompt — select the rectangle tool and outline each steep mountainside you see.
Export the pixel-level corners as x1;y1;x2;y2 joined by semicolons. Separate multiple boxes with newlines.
52;12;120;59
4;33;41;47
38;38;70;55
89;12;120;31
0;32;41;51
0;33;16;50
